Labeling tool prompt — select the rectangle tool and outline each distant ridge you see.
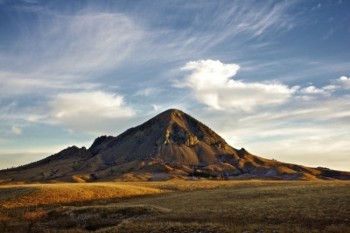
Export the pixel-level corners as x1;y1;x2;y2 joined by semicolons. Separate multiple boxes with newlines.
1;109;349;183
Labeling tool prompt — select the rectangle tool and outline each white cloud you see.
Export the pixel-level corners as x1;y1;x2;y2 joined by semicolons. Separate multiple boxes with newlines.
178;60;296;111
298;85;331;100
322;85;337;91
299;76;350;94
49;91;135;134
337;76;350;89
300;85;327;94
292;75;350;98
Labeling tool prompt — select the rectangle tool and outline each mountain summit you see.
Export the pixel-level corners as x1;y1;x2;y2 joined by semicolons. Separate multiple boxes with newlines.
89;109;236;166
1;109;349;183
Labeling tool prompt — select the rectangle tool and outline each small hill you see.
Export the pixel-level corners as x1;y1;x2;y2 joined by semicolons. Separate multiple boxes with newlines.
1;109;349;183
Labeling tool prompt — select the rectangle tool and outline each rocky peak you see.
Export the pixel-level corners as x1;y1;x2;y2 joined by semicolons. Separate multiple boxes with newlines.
164;122;199;146
87;109;231;157
155;109;228;148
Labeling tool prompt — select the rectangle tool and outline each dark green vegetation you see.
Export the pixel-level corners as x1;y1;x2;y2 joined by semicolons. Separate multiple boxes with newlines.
1;180;349;233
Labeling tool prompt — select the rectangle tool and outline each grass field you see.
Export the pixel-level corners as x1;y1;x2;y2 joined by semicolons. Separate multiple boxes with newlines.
0;180;349;232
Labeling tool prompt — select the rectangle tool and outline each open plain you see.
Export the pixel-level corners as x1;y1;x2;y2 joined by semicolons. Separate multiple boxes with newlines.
1;180;349;233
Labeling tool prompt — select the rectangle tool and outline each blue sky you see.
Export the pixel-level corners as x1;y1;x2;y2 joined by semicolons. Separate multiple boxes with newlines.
1;0;350;171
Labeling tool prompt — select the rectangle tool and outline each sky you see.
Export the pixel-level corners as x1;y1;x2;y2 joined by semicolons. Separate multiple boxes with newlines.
0;0;350;171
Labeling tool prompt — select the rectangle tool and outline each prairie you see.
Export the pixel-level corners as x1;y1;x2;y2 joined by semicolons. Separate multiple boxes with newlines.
0;180;349;233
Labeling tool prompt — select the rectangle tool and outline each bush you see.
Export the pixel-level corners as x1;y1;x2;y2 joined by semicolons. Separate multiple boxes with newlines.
0;214;9;233
22;209;47;233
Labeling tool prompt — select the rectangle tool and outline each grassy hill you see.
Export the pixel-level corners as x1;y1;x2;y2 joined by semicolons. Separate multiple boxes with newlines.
1;180;349;232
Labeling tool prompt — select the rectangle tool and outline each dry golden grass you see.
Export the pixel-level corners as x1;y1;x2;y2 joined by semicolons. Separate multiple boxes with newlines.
0;179;278;208
0;180;349;232
0;183;165;208
128;179;298;191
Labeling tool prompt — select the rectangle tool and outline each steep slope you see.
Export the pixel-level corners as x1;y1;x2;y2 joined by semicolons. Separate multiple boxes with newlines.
1;109;349;183
88;109;240;165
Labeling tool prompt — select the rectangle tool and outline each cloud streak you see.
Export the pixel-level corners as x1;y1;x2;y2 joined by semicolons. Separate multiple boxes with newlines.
10;11;143;75
0;71;100;98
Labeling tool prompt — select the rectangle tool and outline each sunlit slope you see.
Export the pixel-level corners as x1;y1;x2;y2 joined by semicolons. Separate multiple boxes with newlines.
0;183;165;208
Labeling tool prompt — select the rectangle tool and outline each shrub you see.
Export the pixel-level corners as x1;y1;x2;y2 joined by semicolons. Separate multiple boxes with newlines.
0;214;9;233
22;209;47;233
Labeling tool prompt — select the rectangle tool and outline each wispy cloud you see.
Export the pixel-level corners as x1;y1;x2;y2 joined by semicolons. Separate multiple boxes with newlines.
0;9;144;105
220;0;295;37
5;11;143;75
0;71;100;98
121;0;298;65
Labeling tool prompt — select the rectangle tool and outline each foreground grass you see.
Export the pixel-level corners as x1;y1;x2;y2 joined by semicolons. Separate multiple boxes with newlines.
0;180;349;232
0;183;165;208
